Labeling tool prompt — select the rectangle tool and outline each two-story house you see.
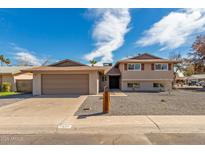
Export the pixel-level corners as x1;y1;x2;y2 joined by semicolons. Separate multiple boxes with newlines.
102;53;179;92
23;53;179;96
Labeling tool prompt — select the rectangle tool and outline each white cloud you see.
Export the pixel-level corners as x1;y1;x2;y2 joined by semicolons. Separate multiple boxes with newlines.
10;44;41;66
15;52;41;66
137;8;205;50
84;9;131;65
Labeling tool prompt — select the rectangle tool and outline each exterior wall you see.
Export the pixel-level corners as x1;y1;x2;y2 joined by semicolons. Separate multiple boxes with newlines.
33;73;41;96
121;80;172;92
1;74;16;91
118;62;174;92
32;71;100;95
119;63;174;80
89;71;99;95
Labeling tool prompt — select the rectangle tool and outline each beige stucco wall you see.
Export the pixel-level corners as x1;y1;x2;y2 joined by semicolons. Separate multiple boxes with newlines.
89;71;99;95
33;73;41;96
118;62;174;92
119;63;174;80
121;80;172;92
32;70;100;95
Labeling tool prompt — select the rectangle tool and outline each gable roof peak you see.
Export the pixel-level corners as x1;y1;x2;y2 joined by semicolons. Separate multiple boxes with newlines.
130;53;163;60
48;59;87;67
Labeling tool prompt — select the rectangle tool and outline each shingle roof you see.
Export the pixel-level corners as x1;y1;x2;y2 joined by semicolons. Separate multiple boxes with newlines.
48;59;87;66
105;67;121;75
129;53;162;60
118;53;180;64
0;66;34;75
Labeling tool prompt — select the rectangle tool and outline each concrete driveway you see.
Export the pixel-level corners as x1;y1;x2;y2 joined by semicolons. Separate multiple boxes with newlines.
0;95;87;134
0;94;32;108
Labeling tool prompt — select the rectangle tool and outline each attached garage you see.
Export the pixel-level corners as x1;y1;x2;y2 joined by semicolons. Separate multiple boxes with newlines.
21;59;106;95
41;74;89;95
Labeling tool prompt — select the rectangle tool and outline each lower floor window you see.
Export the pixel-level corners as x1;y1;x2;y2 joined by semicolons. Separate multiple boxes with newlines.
153;83;164;88
127;82;140;88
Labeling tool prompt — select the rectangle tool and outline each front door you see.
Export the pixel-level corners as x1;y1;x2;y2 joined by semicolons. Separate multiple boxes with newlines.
109;76;120;89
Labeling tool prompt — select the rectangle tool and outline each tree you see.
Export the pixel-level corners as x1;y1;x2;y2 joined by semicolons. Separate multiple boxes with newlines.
89;59;97;66
183;64;195;76
192;35;205;56
4;58;11;65
0;55;11;66
190;35;205;73
0;55;4;66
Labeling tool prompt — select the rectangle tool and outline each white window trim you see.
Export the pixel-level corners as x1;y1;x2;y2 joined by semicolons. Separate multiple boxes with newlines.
154;63;168;71
127;63;141;71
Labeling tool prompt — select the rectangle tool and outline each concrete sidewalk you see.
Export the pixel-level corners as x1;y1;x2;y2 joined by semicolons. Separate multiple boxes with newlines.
58;115;205;134
0;115;205;134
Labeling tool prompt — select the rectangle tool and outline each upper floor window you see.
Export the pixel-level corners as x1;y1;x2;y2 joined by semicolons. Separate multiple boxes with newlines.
155;63;168;71
127;63;141;71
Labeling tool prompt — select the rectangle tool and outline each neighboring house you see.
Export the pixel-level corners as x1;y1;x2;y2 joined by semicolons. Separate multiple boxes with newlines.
186;74;205;83
23;53;179;96
0;66;33;92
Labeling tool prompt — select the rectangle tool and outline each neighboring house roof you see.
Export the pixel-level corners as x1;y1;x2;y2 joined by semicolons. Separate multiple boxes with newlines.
48;59;87;67
117;53;179;64
0;66;34;75
21;66;109;74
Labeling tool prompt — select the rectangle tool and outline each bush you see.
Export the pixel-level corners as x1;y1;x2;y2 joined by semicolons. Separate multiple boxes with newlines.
2;82;11;92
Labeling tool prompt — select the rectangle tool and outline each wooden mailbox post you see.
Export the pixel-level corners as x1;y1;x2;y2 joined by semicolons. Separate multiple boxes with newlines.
103;86;110;113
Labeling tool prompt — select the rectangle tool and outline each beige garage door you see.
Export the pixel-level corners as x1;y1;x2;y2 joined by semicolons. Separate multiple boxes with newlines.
16;79;32;93
42;74;89;95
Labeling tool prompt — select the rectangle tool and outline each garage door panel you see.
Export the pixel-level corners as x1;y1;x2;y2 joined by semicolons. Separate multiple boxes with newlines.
42;74;89;95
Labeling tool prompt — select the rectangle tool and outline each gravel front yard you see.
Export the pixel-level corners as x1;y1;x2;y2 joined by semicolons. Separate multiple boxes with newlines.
75;90;205;116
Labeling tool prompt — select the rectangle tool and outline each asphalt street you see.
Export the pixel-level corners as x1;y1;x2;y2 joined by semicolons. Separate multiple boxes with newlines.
1;133;205;145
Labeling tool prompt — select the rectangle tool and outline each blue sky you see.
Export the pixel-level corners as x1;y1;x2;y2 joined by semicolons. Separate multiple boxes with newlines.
0;8;205;65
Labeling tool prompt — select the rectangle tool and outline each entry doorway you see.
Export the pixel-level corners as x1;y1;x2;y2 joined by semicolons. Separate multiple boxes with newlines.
109;76;120;89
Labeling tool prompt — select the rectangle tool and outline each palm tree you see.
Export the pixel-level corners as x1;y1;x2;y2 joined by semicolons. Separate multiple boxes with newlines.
89;59;97;66
4;58;11;65
0;55;11;66
0;55;4;66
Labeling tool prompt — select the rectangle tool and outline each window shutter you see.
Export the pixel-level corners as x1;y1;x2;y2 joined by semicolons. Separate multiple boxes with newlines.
124;63;127;71
151;63;154;70
141;63;144;70
168;63;171;70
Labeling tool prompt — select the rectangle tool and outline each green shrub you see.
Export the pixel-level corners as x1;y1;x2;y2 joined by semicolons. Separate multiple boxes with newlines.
2;82;11;92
